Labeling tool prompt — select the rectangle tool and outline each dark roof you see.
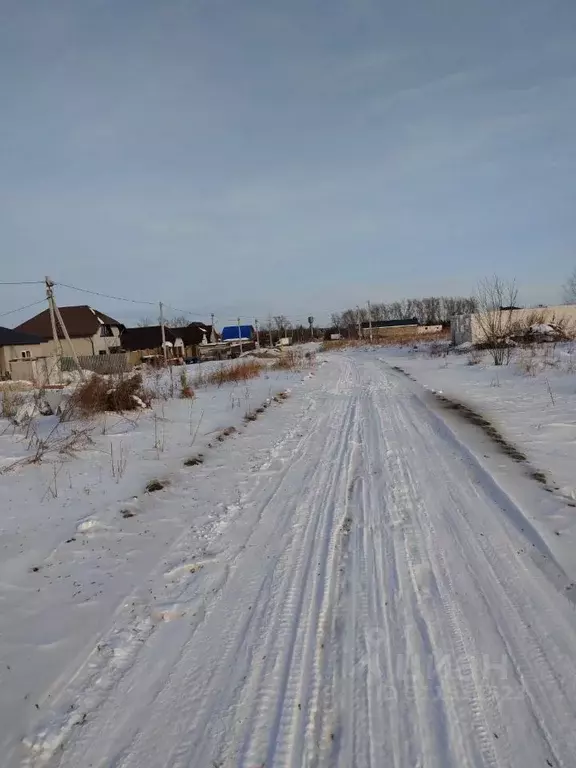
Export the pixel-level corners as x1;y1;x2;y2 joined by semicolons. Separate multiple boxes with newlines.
121;326;169;351
361;318;419;329
174;325;212;345
121;324;216;352
15;305;123;340
0;326;45;347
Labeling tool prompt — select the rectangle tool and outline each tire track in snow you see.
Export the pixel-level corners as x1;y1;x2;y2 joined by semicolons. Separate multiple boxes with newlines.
407;400;576;767
387;399;501;768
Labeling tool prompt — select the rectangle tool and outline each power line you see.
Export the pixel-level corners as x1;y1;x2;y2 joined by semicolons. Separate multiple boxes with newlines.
50;279;336;325
0;298;46;319
0;280;44;286
162;304;214;319
55;282;156;306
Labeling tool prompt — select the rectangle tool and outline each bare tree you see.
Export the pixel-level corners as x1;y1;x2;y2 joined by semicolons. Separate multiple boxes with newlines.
563;268;576;304
340;309;357;330
475;275;518;365
137;317;153;327
273;315;289;336
330;312;342;329
165;314;190;328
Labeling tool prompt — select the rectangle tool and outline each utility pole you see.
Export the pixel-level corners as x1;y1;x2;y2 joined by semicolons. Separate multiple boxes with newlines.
367;300;373;343
237;317;243;355
268;314;273;348
356;305;362;340
45;277;64;381
45;277;85;382
255;318;260;347
159;301;168;366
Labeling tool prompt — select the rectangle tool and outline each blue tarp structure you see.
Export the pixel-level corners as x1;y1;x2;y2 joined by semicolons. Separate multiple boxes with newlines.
221;325;254;341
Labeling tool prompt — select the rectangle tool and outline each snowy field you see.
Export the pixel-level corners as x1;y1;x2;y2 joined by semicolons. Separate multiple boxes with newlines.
0;360;308;765
3;348;576;767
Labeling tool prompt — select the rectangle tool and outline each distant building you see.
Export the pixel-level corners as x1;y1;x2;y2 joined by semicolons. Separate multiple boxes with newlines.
360;318;419;339
221;325;255;342
16;305;124;357
452;305;576;346
0;327;47;378
121;323;217;363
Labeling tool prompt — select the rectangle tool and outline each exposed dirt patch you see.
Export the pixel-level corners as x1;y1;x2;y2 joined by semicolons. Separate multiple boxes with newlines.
183;455;204;467
390;365;416;381
341;516;353;535
145;479;167;493
435;395;528;463
530;470;548;486
434;393;560;497
216;426;237;442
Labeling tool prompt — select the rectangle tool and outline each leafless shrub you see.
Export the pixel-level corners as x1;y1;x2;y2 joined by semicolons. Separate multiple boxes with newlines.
153;406;167;456
510;310;576;345
516;347;538;376
42;463;64;501
428;342;448;358
273;350;300;370
565;355;576;374
110;441;128;481
70;373;150;415
144;369;171;401
475;275;518;365
516;344;563;376
467;349;484;366
1;387;26;419
191;366;207;388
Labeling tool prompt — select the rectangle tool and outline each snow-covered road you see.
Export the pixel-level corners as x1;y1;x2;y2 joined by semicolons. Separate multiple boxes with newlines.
23;355;576;767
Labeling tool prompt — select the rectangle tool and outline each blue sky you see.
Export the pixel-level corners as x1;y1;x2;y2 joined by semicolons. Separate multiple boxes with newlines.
2;0;576;326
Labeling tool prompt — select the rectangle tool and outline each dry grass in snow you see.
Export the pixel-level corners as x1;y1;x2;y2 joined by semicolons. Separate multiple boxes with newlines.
194;360;265;387
70;373;151;415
